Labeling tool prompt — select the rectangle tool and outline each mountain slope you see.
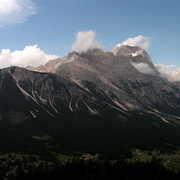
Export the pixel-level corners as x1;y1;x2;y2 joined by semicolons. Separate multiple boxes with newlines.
55;48;180;124
1;45;180;159
1;46;180;125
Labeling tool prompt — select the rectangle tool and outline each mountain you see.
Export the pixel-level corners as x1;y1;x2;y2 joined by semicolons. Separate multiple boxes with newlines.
1;45;180;124
24;46;180;124
1;45;180;159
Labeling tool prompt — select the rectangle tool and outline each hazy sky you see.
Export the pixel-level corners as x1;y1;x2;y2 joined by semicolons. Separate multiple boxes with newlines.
0;0;179;70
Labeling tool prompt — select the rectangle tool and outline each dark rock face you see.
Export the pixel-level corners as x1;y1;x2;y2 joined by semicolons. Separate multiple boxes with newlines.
1;46;180;126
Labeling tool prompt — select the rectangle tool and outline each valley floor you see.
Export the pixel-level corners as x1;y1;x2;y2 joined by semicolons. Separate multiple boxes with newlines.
1;149;180;179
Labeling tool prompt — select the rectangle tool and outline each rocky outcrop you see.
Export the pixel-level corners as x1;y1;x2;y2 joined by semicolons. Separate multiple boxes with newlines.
26;58;61;73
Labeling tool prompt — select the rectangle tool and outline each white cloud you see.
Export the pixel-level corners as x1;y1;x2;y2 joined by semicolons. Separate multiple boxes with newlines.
0;0;36;27
116;35;150;51
71;30;102;52
132;62;154;75
0;45;59;69
155;64;180;82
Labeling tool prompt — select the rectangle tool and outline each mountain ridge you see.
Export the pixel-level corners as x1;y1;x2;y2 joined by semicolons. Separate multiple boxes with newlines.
1;45;180;126
1;45;180;160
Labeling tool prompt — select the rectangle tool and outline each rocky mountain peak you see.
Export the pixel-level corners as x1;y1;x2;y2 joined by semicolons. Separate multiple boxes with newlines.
113;45;156;70
113;45;142;56
26;46;157;76
26;58;61;73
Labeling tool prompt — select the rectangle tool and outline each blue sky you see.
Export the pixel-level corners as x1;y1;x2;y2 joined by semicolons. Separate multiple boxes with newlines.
0;0;180;70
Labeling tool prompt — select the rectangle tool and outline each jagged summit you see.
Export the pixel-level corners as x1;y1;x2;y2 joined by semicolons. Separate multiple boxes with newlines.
114;45;142;55
26;45;157;75
113;45;156;70
26;58;61;73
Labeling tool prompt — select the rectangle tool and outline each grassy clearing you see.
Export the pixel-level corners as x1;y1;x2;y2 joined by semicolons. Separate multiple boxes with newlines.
0;153;31;160
0;151;72;166
31;135;51;141
128;151;180;172
50;151;72;162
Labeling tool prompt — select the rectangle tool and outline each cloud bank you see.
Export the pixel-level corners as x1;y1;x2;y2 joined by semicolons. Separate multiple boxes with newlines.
0;45;59;69
72;30;102;52
132;62;154;75
155;64;180;82
0;0;37;27
116;35;150;51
